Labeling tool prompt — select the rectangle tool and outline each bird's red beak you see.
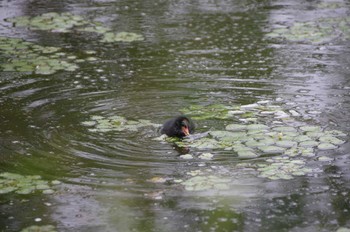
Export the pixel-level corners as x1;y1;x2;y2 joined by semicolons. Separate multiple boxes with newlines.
182;126;190;136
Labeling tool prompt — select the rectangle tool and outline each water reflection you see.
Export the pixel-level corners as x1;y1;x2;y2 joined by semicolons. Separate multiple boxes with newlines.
0;0;349;231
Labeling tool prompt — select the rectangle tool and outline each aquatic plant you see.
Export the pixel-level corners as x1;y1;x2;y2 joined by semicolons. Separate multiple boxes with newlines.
0;36;98;74
0;172;61;195
181;174;231;191
82;115;161;133
266;16;350;43
82;100;347;182
6;12;144;43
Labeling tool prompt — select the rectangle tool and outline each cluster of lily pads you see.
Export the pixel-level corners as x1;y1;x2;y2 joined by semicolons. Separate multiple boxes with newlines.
266;16;350;43
6;12;86;32
5;12;144;43
0;36;98;74
82;100;347;182
176;123;346;155
256;157;312;180
180;101;287;122
178;102;346;154
0;172;61;195
81;115;161;133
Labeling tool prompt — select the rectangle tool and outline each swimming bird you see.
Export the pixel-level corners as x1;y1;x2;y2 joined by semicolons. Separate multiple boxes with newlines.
160;116;195;138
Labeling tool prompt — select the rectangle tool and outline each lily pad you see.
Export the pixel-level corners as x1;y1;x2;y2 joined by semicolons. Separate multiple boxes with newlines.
225;124;247;131
180;154;193;160
318;143;338;150
294;135;312;142
186;138;221;149
181;175;231;191
102;32;144;42
246;124;269;131
258;146;285;154
319;136;345;145
245;140;265;148
237;151;258;158
198;152;214;160
275;140;297;148
318;156;334;162
299;126;322;132
273;126;297;132
299;140;319;148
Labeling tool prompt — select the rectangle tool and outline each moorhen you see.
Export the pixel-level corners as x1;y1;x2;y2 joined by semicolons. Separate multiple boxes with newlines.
160;116;195;138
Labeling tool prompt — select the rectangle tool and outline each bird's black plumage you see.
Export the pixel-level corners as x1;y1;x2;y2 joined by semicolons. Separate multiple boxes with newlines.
160;116;195;138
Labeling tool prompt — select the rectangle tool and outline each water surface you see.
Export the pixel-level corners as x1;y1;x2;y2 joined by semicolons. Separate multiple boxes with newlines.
0;0;350;231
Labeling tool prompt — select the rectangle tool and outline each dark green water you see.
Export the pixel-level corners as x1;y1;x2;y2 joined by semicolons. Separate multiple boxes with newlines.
1;0;350;231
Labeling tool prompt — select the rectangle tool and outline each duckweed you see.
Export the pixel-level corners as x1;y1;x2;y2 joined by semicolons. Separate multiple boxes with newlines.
0;172;60;195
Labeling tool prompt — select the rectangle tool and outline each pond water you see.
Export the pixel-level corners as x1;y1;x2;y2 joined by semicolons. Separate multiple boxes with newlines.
1;0;350;231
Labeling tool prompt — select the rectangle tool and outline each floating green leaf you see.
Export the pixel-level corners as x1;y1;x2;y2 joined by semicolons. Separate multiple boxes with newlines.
275;140;297;148
318;156;334;162
318;143;338;150
225;124;247;131
198;152;214;160
181;174;231;191
299;140;319;148
258;146;285;154
101;32;144;42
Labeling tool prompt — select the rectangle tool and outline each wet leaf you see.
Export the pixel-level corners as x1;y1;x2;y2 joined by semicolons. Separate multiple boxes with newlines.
259;146;285;154
318;143;337;150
